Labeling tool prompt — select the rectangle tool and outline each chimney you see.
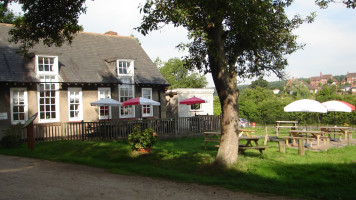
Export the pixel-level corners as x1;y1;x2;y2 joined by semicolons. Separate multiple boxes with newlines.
105;31;118;35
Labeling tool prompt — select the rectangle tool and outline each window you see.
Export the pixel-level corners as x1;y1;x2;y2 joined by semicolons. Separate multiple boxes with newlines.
36;55;59;123
36;55;58;74
38;76;59;122
68;88;82;121
117;60;134;76
142;88;153;117
98;88;111;120
10;88;28;124
191;104;201;111
119;78;134;118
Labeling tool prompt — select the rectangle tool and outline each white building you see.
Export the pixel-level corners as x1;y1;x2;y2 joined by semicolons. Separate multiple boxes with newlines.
166;88;214;118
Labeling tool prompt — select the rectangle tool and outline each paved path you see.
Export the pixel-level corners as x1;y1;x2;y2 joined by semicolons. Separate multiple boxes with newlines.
0;154;296;200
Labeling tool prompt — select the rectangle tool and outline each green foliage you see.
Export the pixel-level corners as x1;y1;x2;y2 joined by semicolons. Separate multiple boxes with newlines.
294;83;311;99
0;124;22;148
250;77;268;89
267;80;286;90
128;125;157;150
334;75;346;82
315;85;337;102
5;0;87;53
158;58;207;89
238;84;356;125
0;2;17;23
213;96;221;115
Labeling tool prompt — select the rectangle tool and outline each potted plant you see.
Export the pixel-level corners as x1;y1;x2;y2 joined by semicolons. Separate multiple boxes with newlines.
128;125;157;152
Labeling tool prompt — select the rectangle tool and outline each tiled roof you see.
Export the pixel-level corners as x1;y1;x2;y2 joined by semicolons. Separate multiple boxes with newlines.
0;23;169;85
321;74;332;79
347;72;356;78
310;77;320;81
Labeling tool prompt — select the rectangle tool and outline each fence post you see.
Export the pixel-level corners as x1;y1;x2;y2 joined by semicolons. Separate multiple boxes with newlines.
81;120;85;141
278;140;285;153
174;117;178;136
298;139;305;156
264;126;268;145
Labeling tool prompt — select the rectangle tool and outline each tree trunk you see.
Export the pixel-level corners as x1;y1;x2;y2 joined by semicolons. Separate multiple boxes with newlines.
215;87;239;167
207;22;240;167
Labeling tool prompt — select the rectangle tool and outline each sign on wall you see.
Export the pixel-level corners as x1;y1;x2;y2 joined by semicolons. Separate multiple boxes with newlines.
0;112;8;120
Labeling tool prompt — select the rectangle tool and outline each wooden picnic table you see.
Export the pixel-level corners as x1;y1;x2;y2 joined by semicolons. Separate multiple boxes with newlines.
275;121;298;137
203;131;267;154
287;130;324;147
319;126;350;140
239;136;267;154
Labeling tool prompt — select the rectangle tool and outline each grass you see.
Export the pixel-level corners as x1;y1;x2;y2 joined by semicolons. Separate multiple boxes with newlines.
1;134;356;199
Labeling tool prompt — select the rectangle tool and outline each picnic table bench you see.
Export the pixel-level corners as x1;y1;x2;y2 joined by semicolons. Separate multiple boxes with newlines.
239;136;267;154
319;126;352;143
203;132;267;154
276;121;298;137
287;130;324;147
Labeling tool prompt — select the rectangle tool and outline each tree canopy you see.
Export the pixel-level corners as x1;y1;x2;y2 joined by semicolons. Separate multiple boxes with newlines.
158;58;208;89
250;78;269;89
0;2;17;23
2;0;87;53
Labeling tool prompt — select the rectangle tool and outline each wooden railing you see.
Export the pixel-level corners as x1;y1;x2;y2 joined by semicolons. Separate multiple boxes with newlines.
23;115;221;142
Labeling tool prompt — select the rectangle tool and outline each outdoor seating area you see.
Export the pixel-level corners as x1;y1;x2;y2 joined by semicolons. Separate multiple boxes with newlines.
203;130;267;154
282;126;353;151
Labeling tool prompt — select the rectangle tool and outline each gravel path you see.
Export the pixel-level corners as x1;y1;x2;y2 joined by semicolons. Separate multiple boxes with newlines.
0;154;299;200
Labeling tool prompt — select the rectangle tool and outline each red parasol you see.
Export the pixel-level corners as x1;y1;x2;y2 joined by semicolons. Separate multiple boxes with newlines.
122;97;160;107
179;96;207;105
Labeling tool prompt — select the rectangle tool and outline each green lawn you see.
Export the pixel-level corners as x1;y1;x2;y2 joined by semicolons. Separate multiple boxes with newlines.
1;135;355;199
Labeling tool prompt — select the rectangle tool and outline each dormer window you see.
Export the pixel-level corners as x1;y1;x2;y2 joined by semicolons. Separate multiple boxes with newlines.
36;55;58;75
117;60;134;76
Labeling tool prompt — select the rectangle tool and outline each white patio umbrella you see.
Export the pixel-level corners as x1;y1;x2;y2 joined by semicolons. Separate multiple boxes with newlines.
90;98;122;107
284;99;327;131
284;99;328;113
90;98;122;120
322;100;355;113
322;100;355;128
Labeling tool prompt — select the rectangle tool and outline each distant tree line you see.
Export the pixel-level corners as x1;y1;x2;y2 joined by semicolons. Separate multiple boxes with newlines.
215;84;356;125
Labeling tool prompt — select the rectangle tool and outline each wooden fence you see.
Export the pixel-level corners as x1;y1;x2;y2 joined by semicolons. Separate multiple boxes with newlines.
21;115;221;142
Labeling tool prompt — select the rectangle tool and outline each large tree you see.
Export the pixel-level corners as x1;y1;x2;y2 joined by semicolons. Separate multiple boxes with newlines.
136;0;311;167
158;58;208;89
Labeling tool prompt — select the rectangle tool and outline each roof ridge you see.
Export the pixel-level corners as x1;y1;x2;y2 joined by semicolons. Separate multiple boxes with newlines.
79;31;135;39
0;23;135;40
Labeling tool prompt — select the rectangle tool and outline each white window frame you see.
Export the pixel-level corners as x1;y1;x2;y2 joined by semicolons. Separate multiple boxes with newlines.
37;76;60;123
68;88;83;121
119;78;135;118
36;55;58;75
98;87;111;120
117;60;134;76
142;88;153;117
10;88;28;125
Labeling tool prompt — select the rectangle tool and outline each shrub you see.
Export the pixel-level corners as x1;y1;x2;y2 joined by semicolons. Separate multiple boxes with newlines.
0;124;23;148
128;125;157;150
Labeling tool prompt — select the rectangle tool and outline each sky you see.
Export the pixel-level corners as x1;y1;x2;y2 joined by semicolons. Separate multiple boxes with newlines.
9;0;356;87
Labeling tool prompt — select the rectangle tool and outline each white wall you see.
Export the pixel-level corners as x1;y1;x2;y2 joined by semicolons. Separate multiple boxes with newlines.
176;88;214;117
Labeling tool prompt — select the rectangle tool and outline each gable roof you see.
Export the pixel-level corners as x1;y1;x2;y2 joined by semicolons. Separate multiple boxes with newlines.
0;23;169;86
